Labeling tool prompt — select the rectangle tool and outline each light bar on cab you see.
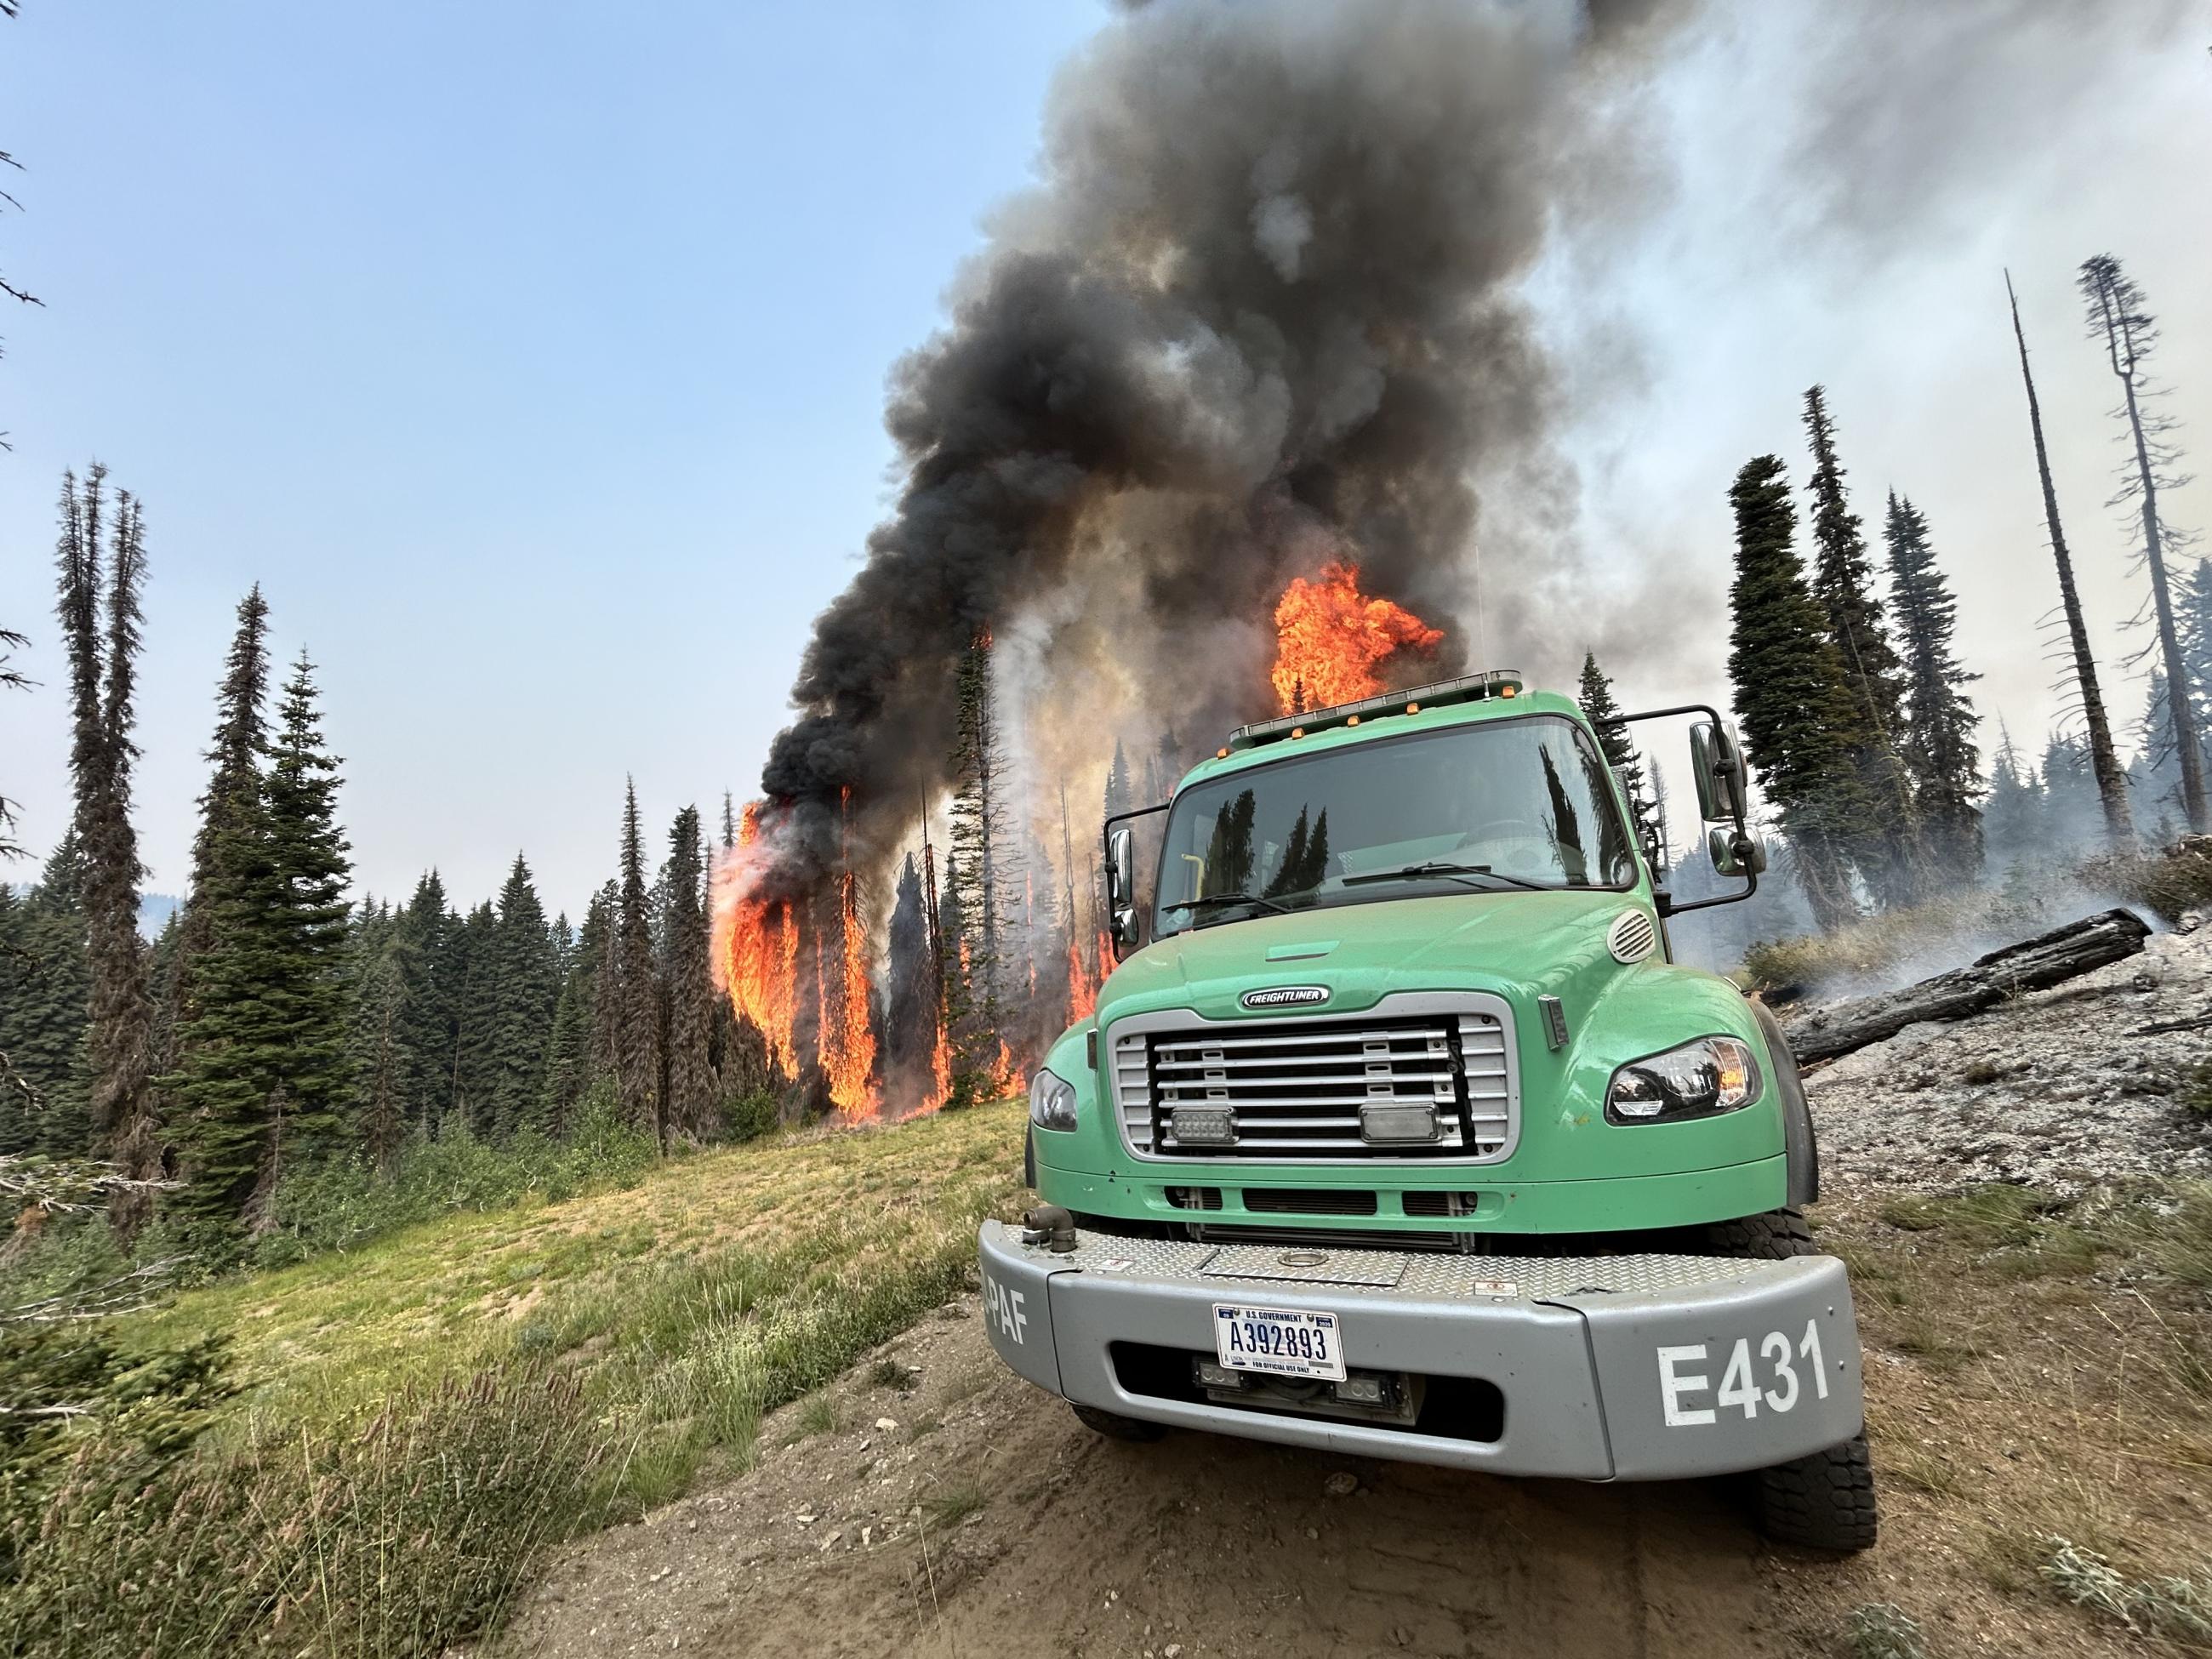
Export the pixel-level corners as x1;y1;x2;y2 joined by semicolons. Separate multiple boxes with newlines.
1226;670;1525;751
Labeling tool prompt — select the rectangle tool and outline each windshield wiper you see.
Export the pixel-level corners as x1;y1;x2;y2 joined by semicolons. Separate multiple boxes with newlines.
1341;861;1555;893
1161;891;1293;920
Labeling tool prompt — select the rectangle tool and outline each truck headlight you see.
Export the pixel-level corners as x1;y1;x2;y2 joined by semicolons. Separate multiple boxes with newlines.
1605;1036;1761;1125
1029;1068;1079;1132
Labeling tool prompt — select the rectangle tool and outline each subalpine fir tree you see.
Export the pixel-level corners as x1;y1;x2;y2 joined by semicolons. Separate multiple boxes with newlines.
538;974;591;1138
395;870;457;1134
613;779;662;1140
581;879;619;1086
1882;494;1984;883
350;898;410;1168
0;839;94;1157
1576;653;1659;859
166;653;356;1233
1726;454;1874;931
1801;388;1921;905
54;466;161;1235
1981;722;2047;870
1104;740;1132;819
660;807;716;1142
444;901;498;1131
483;853;558;1137
171;587;270;1049
256;652;355;1171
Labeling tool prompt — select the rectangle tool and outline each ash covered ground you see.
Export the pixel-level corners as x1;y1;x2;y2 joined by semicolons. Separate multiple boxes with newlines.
1793;921;2212;1192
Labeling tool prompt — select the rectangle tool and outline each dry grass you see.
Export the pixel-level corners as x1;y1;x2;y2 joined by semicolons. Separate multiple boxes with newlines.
1787;1181;2212;1654
6;1098;1029;1657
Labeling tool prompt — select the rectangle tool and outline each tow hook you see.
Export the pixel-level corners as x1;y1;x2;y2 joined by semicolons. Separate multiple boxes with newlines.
1021;1205;1078;1253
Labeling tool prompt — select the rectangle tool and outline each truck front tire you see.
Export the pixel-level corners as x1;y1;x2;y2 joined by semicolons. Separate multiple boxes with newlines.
1700;1207;1815;1259
1070;1402;1167;1443
1750;1432;1878;1552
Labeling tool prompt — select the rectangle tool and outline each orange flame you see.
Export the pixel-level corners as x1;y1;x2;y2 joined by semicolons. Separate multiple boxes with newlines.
712;802;801;1080
818;791;880;1120
1067;932;1098;1022
1269;562;1443;715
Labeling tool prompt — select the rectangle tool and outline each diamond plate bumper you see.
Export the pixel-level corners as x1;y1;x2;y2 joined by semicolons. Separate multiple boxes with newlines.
979;1220;1863;1480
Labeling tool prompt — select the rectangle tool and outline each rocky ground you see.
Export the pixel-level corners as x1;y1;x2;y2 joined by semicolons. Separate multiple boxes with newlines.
1793;919;2212;1192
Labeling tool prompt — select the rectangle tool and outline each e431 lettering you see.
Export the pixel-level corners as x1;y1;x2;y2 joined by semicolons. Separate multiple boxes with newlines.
1656;1320;1830;1426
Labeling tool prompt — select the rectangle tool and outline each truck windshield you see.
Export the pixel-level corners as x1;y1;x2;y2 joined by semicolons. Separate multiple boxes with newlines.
1152;714;1636;938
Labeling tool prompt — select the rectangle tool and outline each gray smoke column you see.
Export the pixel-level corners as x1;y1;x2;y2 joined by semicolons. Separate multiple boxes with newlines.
748;0;1688;900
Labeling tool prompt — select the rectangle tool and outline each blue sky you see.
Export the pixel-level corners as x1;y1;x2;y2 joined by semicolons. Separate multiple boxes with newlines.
0;1;1103;915
2;3;2205;917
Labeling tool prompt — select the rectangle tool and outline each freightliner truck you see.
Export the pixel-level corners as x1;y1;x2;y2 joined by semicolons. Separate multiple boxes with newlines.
979;670;1874;1551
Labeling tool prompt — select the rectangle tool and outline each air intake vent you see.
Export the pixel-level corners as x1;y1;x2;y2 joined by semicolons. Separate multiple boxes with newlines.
1244;1188;1379;1217
1608;909;1658;965
1165;1186;1223;1211
1402;1191;1487;1218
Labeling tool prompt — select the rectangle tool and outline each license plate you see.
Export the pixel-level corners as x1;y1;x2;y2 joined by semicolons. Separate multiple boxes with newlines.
1211;1303;1345;1381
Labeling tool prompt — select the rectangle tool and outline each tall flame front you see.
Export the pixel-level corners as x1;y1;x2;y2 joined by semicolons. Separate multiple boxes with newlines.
1270;561;1444;715
714;802;801;1080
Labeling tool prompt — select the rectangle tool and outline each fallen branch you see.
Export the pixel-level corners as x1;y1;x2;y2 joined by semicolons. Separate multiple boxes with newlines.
1786;908;2152;1065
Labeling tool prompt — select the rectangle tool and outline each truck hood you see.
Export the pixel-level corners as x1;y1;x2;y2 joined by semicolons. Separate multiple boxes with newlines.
1096;889;1641;1027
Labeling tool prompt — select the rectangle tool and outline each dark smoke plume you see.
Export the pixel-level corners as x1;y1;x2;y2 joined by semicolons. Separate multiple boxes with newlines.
753;0;1690;898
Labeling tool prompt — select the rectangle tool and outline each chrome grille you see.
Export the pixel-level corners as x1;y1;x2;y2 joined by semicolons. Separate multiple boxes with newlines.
1109;998;1518;1162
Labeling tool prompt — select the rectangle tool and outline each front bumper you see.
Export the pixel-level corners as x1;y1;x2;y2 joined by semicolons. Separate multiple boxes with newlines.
979;1220;1862;1480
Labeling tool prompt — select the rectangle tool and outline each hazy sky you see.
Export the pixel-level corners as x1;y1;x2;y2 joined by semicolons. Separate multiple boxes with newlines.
1;2;2206;917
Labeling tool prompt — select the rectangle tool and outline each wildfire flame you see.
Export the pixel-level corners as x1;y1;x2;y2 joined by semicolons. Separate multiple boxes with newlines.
818;793;880;1120
1270;561;1444;715
712;802;801;1081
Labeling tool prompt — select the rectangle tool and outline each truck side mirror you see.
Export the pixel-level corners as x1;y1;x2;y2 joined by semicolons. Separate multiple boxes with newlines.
1707;826;1768;877
1106;826;1138;955
1689;721;1749;824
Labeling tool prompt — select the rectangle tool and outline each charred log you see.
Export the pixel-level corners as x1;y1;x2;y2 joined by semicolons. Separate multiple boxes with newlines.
1784;909;2152;1065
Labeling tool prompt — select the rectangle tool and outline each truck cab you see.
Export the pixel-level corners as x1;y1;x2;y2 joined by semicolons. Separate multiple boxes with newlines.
979;672;1873;1551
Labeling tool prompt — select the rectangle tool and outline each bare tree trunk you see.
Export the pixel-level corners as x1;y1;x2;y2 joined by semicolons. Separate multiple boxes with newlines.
2123;363;2205;830
2008;272;2133;846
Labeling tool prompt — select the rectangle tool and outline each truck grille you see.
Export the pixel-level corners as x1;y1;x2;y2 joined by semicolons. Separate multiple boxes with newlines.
1109;1002;1516;1162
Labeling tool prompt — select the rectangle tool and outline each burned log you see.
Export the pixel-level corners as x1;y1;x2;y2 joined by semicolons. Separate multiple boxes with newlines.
1783;908;2152;1065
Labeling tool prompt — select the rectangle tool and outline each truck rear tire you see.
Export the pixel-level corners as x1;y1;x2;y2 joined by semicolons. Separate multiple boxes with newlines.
1700;1207;1815;1259
1070;1402;1166;1443
1750;1431;1878;1552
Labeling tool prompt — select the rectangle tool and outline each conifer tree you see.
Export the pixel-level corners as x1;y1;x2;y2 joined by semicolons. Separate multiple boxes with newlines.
54;466;160;1234
660;807;715;1142
0;840;93;1156
257;652;355;1166
1103;740;1132;819
613;779;662;1139
447;900;498;1129
171;588;271;1038
1882;494;1983;882
394;871;456;1134
1801;388;1920;904
483;853;558;1137
538;974;590;1138
2081;254;2202;831
350;899;409;1168
1725;455;1873;930
582;879;619;1086
166;652;355;1232
1576;653;1658;858
1981;722;2047;869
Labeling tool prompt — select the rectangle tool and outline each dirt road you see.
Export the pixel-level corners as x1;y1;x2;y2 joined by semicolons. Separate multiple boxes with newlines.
501;1300;1800;1659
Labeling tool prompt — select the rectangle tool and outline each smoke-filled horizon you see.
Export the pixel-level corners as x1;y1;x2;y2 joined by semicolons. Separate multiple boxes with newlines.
745;0;1694;906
